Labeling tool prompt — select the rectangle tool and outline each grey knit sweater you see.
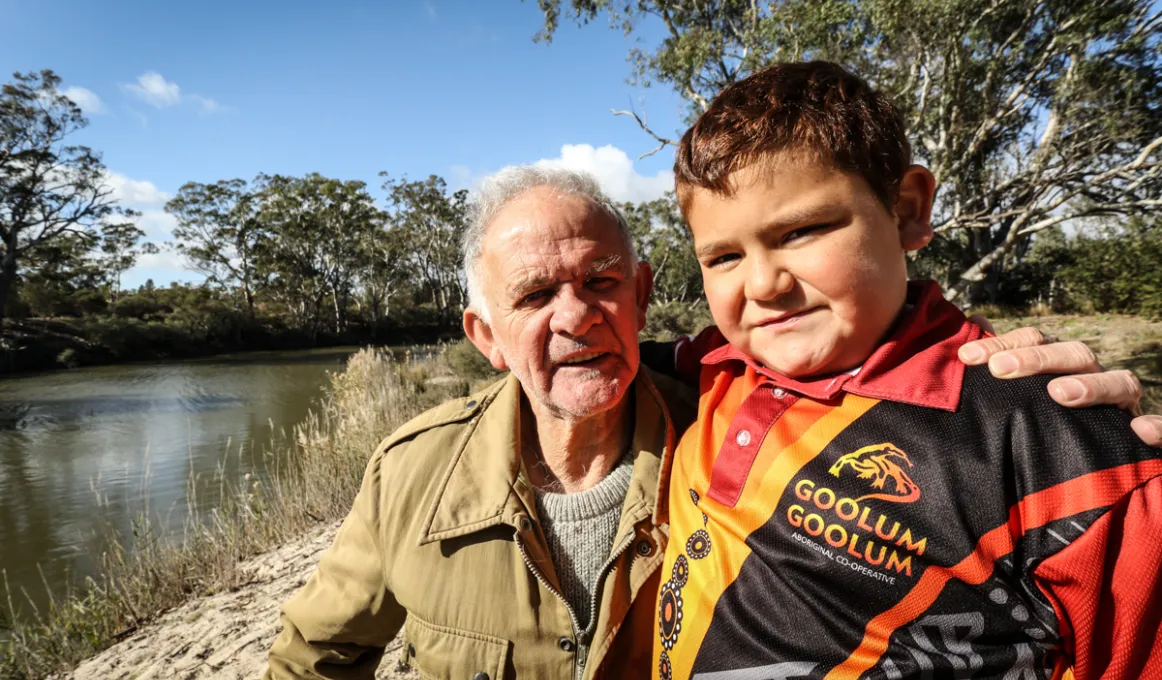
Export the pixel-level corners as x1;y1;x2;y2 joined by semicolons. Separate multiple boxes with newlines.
534;456;634;643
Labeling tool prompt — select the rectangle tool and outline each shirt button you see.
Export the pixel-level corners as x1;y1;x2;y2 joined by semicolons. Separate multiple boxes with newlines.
735;429;752;447
772;387;786;398
473;674;490;680
558;636;576;653
519;516;533;533
635;539;653;557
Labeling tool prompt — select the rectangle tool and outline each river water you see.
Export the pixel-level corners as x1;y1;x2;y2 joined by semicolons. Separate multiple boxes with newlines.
0;347;362;621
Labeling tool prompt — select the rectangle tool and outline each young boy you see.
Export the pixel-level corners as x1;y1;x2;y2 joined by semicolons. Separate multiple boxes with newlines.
651;62;1162;680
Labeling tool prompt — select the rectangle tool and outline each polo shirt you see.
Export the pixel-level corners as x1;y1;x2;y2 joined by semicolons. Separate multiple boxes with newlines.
652;281;1162;680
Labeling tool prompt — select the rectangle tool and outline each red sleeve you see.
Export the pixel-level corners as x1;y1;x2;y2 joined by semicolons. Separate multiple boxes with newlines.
672;326;727;386
1034;476;1162;680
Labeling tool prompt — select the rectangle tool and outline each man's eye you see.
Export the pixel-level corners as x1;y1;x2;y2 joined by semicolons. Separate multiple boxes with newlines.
587;276;617;290
518;289;552;306
706;253;740;268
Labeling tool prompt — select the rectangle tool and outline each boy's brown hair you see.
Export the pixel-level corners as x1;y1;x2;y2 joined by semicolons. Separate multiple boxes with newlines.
674;61;911;213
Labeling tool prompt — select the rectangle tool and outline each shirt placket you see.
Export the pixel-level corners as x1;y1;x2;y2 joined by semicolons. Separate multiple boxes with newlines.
707;383;799;508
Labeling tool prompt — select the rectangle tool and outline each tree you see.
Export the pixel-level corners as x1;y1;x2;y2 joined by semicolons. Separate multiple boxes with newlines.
257;173;382;336
97;219;157;303
532;0;1162;304
0;69;125;327
621;194;702;303
380;174;468;322
166;178;266;319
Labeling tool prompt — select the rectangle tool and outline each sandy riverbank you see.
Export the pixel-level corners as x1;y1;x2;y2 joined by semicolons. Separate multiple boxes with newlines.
66;521;418;680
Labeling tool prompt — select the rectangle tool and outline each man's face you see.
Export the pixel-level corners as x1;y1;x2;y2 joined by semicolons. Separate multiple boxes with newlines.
685;156;930;379
466;187;652;419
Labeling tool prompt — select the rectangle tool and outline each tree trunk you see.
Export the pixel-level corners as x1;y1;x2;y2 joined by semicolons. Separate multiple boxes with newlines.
0;244;18;330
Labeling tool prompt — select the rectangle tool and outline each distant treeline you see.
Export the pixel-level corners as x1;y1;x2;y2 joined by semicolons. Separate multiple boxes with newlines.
2;69;1161;373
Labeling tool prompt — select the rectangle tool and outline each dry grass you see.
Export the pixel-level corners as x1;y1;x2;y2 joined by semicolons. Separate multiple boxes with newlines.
0;347;476;679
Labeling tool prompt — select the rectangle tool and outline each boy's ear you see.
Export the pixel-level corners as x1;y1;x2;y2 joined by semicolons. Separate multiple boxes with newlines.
894;165;936;251
634;260;655;332
463;308;509;371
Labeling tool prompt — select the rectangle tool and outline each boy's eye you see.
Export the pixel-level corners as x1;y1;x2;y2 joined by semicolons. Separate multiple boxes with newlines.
783;223;833;244
706;253;741;268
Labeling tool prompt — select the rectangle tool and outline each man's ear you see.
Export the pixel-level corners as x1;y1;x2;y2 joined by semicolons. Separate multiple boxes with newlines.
634;260;655;332
895;165;936;252
463;308;509;371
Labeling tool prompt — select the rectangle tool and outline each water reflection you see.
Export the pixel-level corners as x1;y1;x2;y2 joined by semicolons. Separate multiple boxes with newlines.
0;347;358;620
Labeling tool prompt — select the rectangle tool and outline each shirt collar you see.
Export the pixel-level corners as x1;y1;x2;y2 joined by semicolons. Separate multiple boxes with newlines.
701;280;982;411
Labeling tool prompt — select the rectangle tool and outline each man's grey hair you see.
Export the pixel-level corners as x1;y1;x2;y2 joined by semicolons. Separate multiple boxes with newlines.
462;165;638;320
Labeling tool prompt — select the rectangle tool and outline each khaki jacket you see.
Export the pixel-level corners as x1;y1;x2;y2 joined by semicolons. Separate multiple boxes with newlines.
266;369;695;680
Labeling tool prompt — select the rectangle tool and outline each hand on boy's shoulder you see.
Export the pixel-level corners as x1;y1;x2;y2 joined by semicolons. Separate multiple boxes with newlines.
959;321;1161;446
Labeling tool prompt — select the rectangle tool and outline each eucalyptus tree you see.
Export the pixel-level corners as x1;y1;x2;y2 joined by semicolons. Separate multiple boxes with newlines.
531;0;1162;303
97;220;157;303
165;177;266;319
380;174;468;321
257;173;382;335
0;70;124;327
621;194;702;303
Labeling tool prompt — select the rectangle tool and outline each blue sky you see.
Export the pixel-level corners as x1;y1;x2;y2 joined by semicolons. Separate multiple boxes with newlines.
0;0;686;288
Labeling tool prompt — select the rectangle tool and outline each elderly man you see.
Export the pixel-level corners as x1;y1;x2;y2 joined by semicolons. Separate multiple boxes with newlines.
266;166;1159;680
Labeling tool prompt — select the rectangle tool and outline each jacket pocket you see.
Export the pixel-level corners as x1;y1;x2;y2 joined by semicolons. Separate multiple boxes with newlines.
401;614;511;680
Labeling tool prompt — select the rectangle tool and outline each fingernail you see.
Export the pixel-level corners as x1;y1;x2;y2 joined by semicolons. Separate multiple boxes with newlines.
1051;378;1085;404
960;344;984;363
991;354;1019;377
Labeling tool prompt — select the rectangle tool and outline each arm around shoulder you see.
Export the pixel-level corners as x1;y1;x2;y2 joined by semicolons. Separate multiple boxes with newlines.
265;450;406;679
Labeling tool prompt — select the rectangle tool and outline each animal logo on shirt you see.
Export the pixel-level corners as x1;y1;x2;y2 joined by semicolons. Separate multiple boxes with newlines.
829;443;921;504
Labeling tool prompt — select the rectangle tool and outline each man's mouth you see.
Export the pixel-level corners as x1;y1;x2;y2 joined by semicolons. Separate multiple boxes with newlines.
556;351;609;366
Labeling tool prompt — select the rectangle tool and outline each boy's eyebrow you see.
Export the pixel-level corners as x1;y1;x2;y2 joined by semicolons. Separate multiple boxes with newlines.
694;205;844;259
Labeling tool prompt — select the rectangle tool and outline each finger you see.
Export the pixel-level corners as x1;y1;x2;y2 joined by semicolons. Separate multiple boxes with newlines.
967;314;995;335
1048;370;1143;412
986;341;1100;379
1131;415;1162;448
958;326;1046;365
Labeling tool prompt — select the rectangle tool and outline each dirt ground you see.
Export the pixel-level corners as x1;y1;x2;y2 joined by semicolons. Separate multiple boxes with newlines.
66;521;418;680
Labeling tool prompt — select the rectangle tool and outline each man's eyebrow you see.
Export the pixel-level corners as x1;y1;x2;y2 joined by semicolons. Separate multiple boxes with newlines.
507;274;555;299
587;254;626;275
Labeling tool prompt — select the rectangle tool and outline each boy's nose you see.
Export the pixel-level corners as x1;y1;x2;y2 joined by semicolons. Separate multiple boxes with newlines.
744;257;795;302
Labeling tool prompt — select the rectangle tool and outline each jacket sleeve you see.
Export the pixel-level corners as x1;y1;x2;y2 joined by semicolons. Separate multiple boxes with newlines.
639;326;725;386
265;453;406;679
1033;475;1162;680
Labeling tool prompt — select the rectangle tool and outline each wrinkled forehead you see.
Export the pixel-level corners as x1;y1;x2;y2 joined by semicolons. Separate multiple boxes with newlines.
484;190;631;261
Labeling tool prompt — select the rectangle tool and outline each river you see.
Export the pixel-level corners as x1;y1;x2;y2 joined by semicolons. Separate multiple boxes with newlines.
0;347;365;622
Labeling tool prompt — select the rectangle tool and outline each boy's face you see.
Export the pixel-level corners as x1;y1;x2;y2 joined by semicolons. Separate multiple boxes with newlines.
684;154;934;379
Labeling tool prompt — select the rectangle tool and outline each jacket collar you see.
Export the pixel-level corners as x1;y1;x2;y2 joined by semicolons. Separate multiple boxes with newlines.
419;370;677;545
701;281;982;412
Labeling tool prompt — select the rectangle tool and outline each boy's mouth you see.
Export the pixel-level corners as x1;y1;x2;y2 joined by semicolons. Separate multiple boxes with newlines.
755;307;818;332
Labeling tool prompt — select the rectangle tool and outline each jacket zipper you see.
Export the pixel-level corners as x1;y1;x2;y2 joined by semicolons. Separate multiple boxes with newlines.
516;526;641;678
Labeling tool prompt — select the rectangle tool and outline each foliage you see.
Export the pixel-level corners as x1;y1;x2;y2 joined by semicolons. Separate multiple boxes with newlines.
0;69;133;327
531;0;1162;305
621;193;703;303
1057;219;1162;320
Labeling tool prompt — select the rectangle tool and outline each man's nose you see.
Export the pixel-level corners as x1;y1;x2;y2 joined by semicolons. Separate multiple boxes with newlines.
549;286;601;337
744;254;795;302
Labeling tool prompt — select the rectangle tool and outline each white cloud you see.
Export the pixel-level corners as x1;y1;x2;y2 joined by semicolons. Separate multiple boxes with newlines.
103;172;171;206
423;0;436;20
60;86;105;114
188;94;221;114
533;144;673;204
121;71;228;114
123;72;182;108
